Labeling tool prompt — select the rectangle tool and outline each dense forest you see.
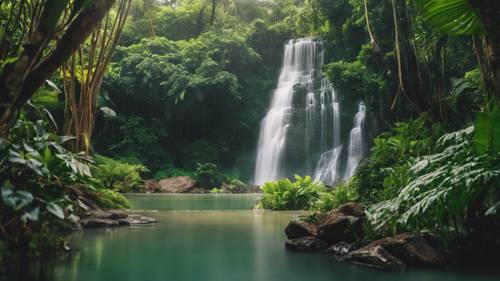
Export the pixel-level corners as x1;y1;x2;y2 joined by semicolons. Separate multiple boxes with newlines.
0;0;499;280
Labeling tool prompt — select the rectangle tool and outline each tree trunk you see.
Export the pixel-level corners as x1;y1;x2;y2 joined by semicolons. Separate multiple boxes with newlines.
0;0;115;136
468;0;500;106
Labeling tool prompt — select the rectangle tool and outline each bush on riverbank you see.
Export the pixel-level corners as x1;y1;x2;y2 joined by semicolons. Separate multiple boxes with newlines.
0;111;134;256
93;155;148;193
260;176;325;210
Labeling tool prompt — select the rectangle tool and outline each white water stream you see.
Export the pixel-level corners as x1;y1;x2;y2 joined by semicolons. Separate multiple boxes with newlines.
254;38;366;186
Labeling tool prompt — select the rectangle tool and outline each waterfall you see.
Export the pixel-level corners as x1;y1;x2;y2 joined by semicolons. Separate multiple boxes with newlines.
343;102;366;180
254;38;367;186
254;38;321;185
313;85;342;186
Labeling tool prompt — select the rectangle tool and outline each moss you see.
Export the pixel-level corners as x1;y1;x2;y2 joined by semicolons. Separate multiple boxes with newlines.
95;189;130;209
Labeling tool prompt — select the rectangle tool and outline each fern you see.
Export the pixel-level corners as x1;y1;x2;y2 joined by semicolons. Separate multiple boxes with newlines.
369;126;500;235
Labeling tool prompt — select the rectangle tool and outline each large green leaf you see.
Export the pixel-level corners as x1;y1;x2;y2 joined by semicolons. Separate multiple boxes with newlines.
416;0;485;35
47;202;65;219
1;183;34;211
474;110;500;154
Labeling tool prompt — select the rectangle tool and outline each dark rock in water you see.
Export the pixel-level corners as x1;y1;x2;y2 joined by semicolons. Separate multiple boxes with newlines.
82;210;128;220
158;176;196;193
359;232;446;268
79;218;120;228
326;242;355;261
346;232;446;270
122;215;158;225
79;210;157;228
348;245;405;271
285;220;317;239
317;202;365;245
285;236;328;252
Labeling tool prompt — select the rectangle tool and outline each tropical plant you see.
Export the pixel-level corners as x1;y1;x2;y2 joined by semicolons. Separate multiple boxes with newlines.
355;116;436;202
415;0;500;105
0;115;93;249
312;181;359;213
93;155;148;193
368;126;500;237
260;175;326;211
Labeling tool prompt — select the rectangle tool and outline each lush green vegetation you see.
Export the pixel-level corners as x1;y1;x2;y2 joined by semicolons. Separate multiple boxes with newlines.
1;0;500;273
259;175;358;211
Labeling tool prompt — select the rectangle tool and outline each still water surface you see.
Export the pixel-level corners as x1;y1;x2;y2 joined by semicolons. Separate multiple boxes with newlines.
11;194;500;281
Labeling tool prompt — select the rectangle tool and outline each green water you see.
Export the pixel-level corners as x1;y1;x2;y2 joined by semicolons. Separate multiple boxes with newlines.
125;193;262;211
8;194;500;281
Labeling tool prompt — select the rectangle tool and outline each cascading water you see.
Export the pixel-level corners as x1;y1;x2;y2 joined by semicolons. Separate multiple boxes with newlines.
254;38;320;185
313;86;342;185
254;38;367;186
343;102;366;180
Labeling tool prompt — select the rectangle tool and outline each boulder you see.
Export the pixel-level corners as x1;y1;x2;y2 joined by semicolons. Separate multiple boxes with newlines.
142;179;162;193
118;215;158;226
317;202;365;245
326;242;355;261
285;220;317;239
79;210;157;228
356;232;446;268
348;245;405;271
285;236;328;252
82;210;128;220
158;176;196;193
79;218;120;228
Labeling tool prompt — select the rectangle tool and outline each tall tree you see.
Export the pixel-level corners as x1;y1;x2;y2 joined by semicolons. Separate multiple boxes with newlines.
0;0;116;136
62;0;132;154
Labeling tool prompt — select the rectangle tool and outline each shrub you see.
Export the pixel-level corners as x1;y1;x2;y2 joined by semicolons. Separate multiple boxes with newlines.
260;175;326;210
355;115;436;203
312;180;359;213
93;155;148;193
209;188;224;194
93;189;130;209
153;164;193;180
194;163;219;188
222;178;248;193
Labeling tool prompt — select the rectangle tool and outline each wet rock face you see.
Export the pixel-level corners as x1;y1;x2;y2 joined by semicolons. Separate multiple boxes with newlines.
158;176;196;193
285;220;318;239
285;237;328;252
348;245;406;271
316;202;365;245
352;232;446;268
326;242;355;261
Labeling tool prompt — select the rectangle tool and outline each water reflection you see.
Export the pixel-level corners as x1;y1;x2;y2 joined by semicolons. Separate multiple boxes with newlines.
4;195;500;281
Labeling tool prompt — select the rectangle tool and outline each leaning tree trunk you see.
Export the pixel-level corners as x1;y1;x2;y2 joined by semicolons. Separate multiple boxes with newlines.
468;0;500;106
0;0;115;136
